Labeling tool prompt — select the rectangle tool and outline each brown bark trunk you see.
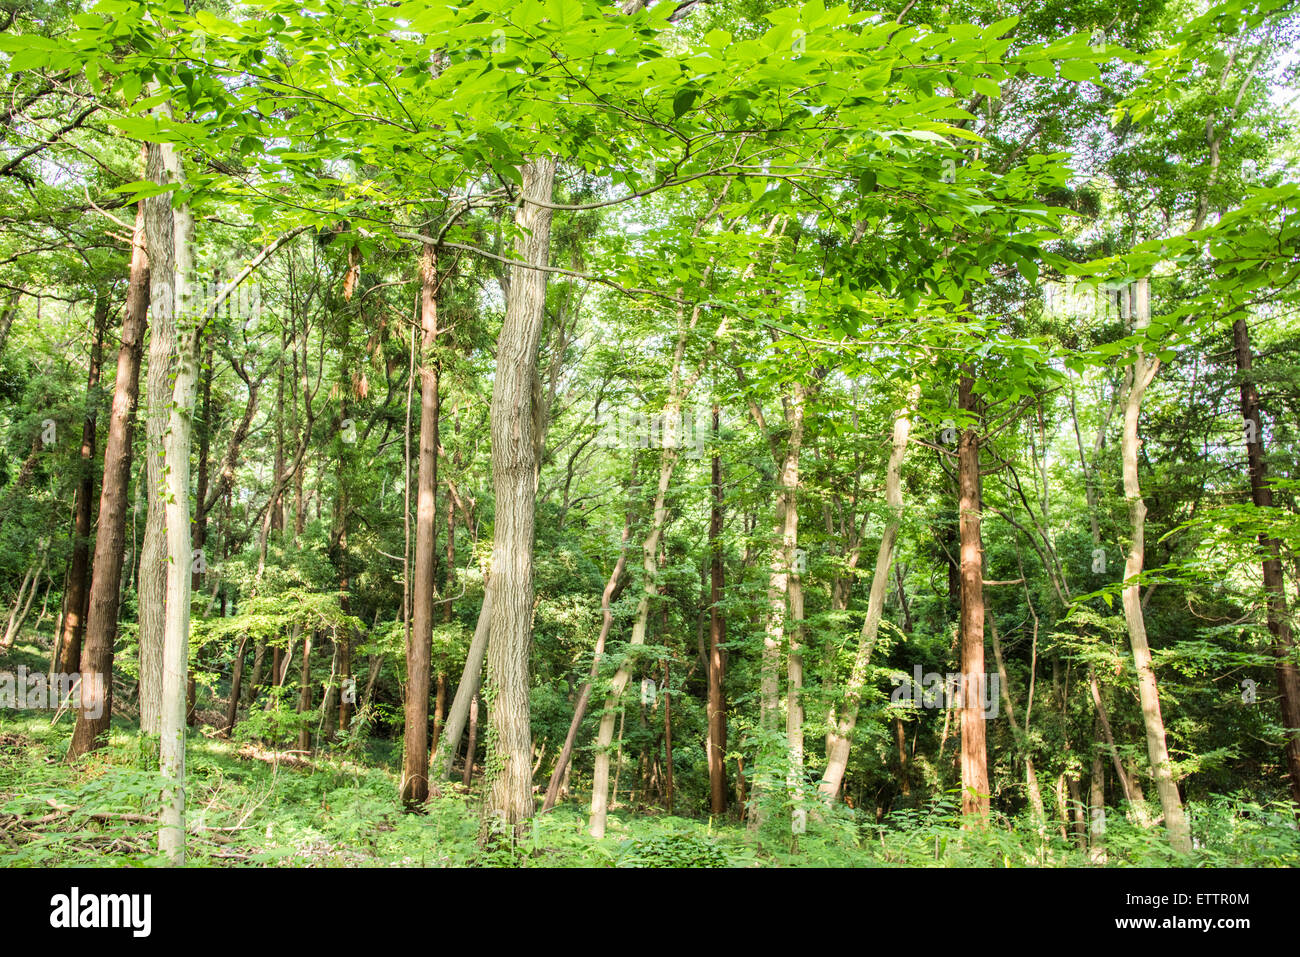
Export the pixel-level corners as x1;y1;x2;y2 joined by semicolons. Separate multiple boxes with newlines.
68;200;149;759
296;631;313;753
463;692;480;788
223;634;248;736
57;297;107;676
1232;316;1300;806
401;242;441;805
707;404;727;815
432;670;447;753
895;717;910;796
662;659;674;814
191;343;213;591
957;369;989;818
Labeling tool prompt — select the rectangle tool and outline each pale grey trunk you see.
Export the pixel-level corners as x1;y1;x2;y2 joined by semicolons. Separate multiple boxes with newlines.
1119;279;1192;855
154;134;195;866
588;438;677;838
819;387;917;801
434;583;492;780
484;156;556;836
138;141;175;737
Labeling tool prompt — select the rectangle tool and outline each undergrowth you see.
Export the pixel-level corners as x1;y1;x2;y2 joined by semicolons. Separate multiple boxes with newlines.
1;713;1295;868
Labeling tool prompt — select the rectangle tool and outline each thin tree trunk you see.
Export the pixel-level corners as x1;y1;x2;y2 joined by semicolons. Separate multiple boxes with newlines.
191;342;213;591
431;670;447;754
463;692;480;788
1232;316;1300;805
957;368;990;819
401;242;441;806
56;298;107;675
820;388;917;801
3;552;46;647
749;386;806;831
434;583;492;780
223;634;249;737
989;611;1046;835
1089;749;1107;864
783;387;807;827
707;404;727;815
1119;278;1191;854
1067;775;1087;845
662;658;674;814
296;631;313;753
542;512;631;812
895;717;910;797
0;290;17;360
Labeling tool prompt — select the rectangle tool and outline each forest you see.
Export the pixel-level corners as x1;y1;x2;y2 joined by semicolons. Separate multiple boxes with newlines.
0;0;1298;871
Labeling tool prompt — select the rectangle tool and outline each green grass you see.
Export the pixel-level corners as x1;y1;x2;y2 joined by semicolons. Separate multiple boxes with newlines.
2;705;1297;867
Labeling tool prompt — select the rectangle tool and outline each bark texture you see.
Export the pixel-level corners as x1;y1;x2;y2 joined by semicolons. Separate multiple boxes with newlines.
485;156;556;836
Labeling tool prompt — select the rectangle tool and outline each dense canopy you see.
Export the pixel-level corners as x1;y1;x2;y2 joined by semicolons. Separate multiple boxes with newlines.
0;0;1298;870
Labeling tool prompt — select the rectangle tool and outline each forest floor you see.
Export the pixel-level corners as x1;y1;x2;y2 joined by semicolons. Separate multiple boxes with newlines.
2;641;1298;867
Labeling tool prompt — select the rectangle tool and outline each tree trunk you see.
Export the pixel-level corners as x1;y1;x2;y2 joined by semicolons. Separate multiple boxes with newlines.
989;611;1046;835
1119;278;1192;854
783;387;807;827
138;140;176;738
191;342;213;591
749;386;806;831
484;156;556;837
157;133;197;866
296;631;313;753
463;692;480;788
0;290;17;360
542;512;630;812
68;200;149;759
434;582;492;780
56;298;107;676
224;634;249;737
431;670;446;754
894;717;910;797
957;368;989;819
3;553;46;648
1089;750;1107;864
1232;316;1300;805
400;242;441;806
707;404;727;815
820;388;917;801
661;658;674;814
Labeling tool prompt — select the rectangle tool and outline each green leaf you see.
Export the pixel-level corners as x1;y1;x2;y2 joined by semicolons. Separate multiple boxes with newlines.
1023;58;1056;79
672;86;698;118
1059;59;1100;84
